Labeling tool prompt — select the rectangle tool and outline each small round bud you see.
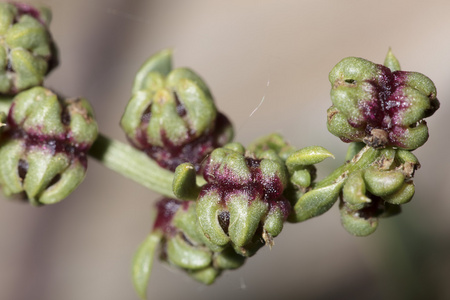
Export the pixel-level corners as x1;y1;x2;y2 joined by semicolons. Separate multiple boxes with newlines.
0;87;97;205
121;50;233;172
328;57;439;150
0;3;58;95
196;145;290;252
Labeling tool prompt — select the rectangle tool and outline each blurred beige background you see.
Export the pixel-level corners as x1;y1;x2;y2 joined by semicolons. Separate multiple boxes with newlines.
1;0;450;299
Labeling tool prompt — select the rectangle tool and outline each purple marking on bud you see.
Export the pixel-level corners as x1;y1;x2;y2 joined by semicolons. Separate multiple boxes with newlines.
134;112;232;173
201;155;285;205
360;66;409;131
5;102;92;169
11;2;45;25
153;198;188;236
268;196;292;220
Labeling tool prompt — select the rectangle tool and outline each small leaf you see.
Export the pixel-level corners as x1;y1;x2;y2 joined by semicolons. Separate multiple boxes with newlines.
291;180;344;222
132;232;162;300
286;146;334;172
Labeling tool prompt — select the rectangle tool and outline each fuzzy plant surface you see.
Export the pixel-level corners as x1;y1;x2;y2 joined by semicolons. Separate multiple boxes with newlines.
0;3;441;300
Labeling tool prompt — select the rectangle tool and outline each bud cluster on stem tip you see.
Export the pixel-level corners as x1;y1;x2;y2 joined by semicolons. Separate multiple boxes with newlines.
340;148;420;236
0;2;58;95
0;87;97;205
327;53;439;150
196;143;291;256
121;49;233;172
132;198;246;299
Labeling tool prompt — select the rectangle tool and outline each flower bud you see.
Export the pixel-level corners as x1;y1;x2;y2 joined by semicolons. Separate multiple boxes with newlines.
121;50;233;172
196;145;290;253
327;56;439;150
0;87;97;205
132;198;247;299
339;149;419;235
0;3;58;95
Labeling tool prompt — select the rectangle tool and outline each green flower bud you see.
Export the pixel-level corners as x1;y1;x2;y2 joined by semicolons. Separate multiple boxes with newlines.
132;198;249;299
342;170;371;210
121;49;233;172
0;87;97;205
0;3;58;95
340;200;378;237
339;148;419;235
327;54;439;150
196;144;291;252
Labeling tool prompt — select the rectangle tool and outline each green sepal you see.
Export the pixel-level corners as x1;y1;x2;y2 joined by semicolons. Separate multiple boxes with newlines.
196;188;230;247
147;88;188;146
0;139;25;195
132;49;172;94
12;87;65;135
120;89;159;144
132;231;162;300
214;247;246;270
10;48;47;91
223;142;245;155
290;169;311;188
340;205;378;237
23;150;70;205
166;233;212;270
188;267;220;285
173;163;201;201
247;133;296;161
205;147;251;184
66;97;98;144
6;15;50;56
227;194;268;247
382;181;415;205
384;49;401;72
363;168;405;197
342;171;371;210
38;161;86;205
259;157;288;190
263;206;286;238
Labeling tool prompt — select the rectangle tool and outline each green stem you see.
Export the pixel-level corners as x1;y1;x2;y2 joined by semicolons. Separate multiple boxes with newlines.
88;133;176;198
314;145;380;188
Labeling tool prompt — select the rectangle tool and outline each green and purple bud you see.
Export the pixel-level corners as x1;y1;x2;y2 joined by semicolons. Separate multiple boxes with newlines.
0;2;58;95
132;198;246;299
121;49;233;172
327;53;439;150
0;87;97;205
195;144;291;255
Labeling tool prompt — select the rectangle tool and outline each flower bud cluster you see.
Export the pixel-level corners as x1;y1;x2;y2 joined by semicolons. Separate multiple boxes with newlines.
0;2;58;95
196;143;291;256
121;50;233;172
149;198;246;285
0;87;97;205
339;148;419;236
327;56;439;150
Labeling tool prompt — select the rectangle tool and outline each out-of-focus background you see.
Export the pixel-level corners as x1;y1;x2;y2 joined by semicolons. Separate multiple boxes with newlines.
1;0;449;299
